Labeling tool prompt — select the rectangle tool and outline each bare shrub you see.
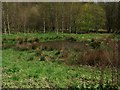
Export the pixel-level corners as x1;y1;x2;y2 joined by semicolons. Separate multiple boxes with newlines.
31;41;40;49
16;38;24;44
16;42;32;51
79;49;115;67
65;40;119;68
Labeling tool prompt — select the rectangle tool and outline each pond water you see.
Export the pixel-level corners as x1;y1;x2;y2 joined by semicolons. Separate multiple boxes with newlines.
39;40;91;51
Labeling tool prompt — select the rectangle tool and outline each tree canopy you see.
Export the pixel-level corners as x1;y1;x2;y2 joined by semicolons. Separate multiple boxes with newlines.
2;2;120;34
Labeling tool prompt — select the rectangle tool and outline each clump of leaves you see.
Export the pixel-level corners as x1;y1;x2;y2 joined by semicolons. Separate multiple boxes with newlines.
65;36;77;42
90;38;101;49
16;38;24;44
11;38;16;42
3;38;6;41
53;35;62;40
35;48;42;56
42;46;47;50
27;53;35;61
66;50;79;65
40;55;45;61
6;66;20;73
33;37;39;42
55;51;60;55
27;37;39;43
11;75;20;81
27;38;33;43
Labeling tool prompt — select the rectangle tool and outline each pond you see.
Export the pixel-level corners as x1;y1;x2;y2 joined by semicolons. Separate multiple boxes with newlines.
39;40;91;51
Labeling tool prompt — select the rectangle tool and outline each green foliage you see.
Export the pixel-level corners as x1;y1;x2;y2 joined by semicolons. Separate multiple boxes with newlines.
66;50;79;65
90;38;101;49
40;55;45;61
3;2;114;34
76;3;106;31
64;36;77;41
3;49;118;88
3;33;114;44
2;33;120;88
55;51;60;55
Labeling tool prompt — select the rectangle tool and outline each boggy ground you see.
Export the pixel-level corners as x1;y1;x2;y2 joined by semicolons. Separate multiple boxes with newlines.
5;34;119;67
2;33;120;89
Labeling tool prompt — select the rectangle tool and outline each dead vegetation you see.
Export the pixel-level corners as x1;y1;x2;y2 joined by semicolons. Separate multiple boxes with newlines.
2;36;120;88
61;38;120;68
2;36;120;68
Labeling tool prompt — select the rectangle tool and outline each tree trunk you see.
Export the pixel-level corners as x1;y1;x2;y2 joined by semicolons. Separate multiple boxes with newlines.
62;16;64;34
27;25;30;33
17;22;20;33
43;18;46;33
56;17;58;34
3;20;7;34
55;4;59;34
61;3;64;34
107;27;111;33
6;3;10;34
6;14;10;34
69;2;73;33
24;22;26;33
76;26;78;34
69;17;72;33
75;21;77;34
2;10;7;34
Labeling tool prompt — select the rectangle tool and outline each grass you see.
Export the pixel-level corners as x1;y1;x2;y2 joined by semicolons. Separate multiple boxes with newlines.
2;33;114;50
2;49;117;88
2;32;114;42
2;33;120;89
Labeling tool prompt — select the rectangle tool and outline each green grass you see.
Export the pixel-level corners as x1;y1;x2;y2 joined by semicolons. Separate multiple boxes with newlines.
2;33;115;42
2;33;120;88
2;49;115;88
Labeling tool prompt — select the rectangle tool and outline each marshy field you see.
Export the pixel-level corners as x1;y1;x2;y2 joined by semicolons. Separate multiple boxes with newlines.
1;2;120;89
2;33;120;89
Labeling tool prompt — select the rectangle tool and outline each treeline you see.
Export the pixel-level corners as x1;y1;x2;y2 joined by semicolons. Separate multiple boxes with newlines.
2;2;120;34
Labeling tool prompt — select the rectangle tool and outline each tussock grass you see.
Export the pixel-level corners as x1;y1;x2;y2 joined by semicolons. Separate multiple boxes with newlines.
3;49;119;88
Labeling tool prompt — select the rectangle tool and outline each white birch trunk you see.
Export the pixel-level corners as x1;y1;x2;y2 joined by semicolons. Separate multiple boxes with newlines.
69;2;73;33
61;3;64;34
6;14;10;34
55;17;58;34
6;3;10;34
2;10;7;34
62;15;64;34
43;18;46;33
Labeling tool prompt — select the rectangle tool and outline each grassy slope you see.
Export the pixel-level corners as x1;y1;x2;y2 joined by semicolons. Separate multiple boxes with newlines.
2;49;112;88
